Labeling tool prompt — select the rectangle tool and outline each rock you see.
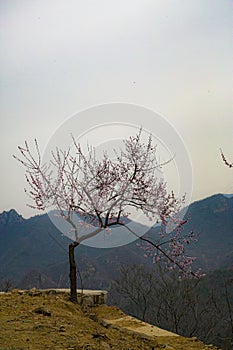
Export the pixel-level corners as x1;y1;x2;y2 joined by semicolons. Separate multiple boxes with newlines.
100;341;111;350
92;333;109;340
59;325;66;332
190;336;198;341
28;288;42;296
159;345;175;350
34;306;51;316
99;320;109;328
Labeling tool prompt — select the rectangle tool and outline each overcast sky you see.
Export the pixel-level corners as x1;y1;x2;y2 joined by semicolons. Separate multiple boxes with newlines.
0;0;232;218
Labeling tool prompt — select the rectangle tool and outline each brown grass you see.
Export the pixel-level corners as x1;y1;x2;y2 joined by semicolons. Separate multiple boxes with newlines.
0;290;219;350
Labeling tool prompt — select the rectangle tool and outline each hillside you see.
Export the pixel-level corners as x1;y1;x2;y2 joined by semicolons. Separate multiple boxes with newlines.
182;193;233;270
0;193;232;289
0;289;219;350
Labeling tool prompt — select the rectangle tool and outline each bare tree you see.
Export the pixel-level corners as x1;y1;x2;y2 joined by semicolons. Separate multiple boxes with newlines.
220;279;233;350
112;265;225;344
14;131;196;302
113;264;157;321
0;279;14;292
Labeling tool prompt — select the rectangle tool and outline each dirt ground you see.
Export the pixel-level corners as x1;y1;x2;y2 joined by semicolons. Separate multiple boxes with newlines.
0;290;220;350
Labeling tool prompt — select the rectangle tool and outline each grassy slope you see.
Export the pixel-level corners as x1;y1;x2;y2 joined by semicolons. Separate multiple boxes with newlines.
0;290;219;350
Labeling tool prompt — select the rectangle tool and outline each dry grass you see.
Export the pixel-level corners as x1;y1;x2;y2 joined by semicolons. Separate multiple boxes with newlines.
0;290;219;350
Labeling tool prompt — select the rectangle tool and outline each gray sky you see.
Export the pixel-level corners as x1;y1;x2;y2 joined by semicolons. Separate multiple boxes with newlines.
0;0;232;218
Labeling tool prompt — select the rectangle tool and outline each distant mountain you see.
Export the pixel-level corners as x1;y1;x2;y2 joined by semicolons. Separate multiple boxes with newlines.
177;194;233;270
0;209;24;230
0;193;232;289
223;194;233;199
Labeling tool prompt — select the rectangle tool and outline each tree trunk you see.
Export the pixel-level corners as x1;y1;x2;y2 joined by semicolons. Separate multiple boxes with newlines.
69;241;79;303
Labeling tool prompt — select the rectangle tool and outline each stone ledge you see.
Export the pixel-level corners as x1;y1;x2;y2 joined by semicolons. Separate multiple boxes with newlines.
100;315;179;338
0;288;108;306
39;288;108;305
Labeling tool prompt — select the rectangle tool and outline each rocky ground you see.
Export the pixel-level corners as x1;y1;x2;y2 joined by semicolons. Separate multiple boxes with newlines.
0;290;220;350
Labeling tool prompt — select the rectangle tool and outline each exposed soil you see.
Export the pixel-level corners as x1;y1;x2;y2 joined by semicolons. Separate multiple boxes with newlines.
0;290;219;350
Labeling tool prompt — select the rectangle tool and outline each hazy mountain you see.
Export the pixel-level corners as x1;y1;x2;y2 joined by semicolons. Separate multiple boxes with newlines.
0;209;24;230
177;193;233;270
0;193;232;289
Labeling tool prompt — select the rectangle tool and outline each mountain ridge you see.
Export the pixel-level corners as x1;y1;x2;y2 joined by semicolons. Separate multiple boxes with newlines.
0;193;232;289
1;192;231;227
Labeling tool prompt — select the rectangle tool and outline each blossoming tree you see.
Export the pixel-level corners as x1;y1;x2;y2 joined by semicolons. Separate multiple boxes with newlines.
14;131;197;302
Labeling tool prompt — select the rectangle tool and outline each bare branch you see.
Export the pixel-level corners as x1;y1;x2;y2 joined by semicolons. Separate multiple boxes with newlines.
221;149;233;168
